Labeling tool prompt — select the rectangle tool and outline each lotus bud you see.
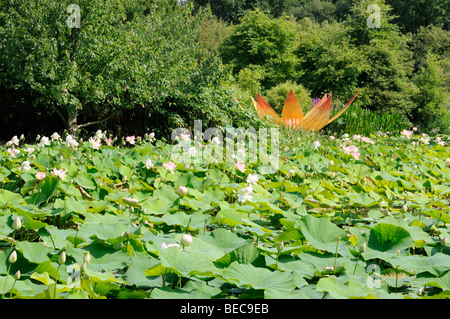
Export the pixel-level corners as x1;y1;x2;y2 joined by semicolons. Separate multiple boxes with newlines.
13;270;21;281
359;242;367;253
277;241;284;252
58;251;66;265
442;237;447;246
177;186;187;196
287;170;295;178
402;204;408;212
13;217;22;230
83;251;91;264
397;250;400;256
329;160;334;166
181;234;192;247
9;250;17;264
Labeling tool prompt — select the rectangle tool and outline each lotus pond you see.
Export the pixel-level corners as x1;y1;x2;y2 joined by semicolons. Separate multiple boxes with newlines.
0;129;449;299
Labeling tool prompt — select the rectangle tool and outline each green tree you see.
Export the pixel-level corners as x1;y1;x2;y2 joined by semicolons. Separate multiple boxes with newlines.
286;0;337;24
294;19;364;102
219;9;300;89
196;6;233;53
412;53;447;128
0;0;250;137
384;0;449;34
343;0;416;116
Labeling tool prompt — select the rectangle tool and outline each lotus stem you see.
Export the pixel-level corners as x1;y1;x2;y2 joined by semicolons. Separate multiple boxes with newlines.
334;237;340;275
2;263;12;299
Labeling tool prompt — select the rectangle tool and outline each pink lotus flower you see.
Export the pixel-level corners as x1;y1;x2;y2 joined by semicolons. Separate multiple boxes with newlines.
360;136;375;144
401;129;413;138
163;161;177;174
126;136;136;145
341;145;360;160
51;168;67;180
104;137;113;146
36;172;46;180
234;162;246;173
177;185;187;196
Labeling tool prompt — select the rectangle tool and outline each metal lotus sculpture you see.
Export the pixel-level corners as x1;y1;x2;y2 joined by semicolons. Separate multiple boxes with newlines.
252;89;360;132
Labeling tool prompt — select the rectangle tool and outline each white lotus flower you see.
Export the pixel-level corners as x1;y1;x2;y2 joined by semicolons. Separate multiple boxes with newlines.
246;173;259;184
21;161;31;172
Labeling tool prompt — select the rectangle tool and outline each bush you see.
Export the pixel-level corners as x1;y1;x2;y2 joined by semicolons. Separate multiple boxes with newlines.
264;81;312;115
219;9;300;89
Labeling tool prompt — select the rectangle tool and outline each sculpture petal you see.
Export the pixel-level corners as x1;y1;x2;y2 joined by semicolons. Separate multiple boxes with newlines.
327;90;360;124
282;89;304;128
254;93;283;125
297;93;333;131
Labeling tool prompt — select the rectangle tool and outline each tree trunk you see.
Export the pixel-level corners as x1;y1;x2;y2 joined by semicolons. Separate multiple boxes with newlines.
67;108;78;135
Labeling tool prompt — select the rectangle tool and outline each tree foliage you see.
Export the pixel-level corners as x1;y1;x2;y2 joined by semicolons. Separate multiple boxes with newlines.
0;0;258;138
219;9;300;89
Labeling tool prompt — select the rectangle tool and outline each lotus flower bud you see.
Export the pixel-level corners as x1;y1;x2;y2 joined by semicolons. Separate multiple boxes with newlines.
58;251;66;265
13;270;21;280
329;160;334;166
83;251;91;264
359;242;367;253
277;241;284;252
12;217;22;230
9;250;17;264
442;237;447;246
177;186;187;196
181;234;192;247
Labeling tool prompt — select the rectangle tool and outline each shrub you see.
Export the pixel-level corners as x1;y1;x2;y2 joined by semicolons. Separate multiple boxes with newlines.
264;81;312;115
218;9;300;89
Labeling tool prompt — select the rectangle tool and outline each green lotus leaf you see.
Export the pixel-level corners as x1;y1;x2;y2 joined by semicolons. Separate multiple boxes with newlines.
158;246;217;276
299;215;348;252
363;223;415;260
222;262;295;296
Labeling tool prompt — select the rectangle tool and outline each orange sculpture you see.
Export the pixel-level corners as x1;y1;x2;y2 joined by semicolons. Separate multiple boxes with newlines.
252;89;360;131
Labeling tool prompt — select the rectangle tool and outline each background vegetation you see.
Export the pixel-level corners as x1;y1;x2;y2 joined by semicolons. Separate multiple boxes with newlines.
0;0;449;140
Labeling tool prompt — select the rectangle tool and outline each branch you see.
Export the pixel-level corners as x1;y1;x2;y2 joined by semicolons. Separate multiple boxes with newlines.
76;112;115;130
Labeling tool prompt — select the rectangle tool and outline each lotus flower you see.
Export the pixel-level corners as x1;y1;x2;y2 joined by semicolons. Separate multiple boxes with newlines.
251;89;359;132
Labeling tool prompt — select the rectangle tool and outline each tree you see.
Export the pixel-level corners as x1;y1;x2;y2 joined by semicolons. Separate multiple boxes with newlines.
0;0;248;137
294;19;364;101
341;0;416;116
384;0;449;34
286;0;337;24
0;0;130;133
411;53;447;128
218;9;300;89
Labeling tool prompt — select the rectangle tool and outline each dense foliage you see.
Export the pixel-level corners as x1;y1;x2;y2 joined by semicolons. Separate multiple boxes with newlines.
0;0;258;139
0;130;449;299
